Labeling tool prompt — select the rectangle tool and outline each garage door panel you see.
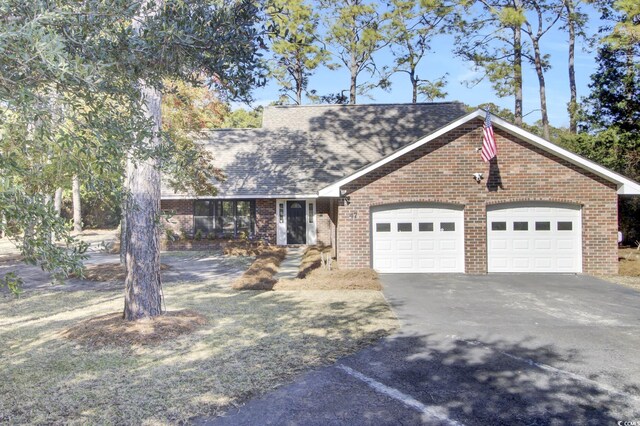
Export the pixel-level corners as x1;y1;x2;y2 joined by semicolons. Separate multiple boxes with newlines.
372;204;464;273
418;240;435;251
491;239;508;250
397;239;413;251
397;258;413;270
439;240;456;250
557;240;575;250
534;258;552;269
375;240;393;251
487;203;581;273
418;258;436;269
534;239;552;250
512;239;530;250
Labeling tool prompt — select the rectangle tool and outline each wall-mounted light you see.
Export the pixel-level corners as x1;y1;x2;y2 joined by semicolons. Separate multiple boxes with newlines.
340;195;351;205
473;172;484;183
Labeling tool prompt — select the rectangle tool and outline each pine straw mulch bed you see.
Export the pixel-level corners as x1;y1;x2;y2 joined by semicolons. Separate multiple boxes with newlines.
274;246;383;291
0;277;397;425
222;240;278;257
63;310;207;347
73;262;171;282
595;248;640;291
231;246;287;290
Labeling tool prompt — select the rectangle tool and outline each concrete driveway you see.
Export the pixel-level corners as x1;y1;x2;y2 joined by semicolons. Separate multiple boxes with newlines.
207;274;640;425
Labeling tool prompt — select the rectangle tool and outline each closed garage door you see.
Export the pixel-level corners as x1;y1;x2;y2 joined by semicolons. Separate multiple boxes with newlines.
487;202;582;272
371;204;464;273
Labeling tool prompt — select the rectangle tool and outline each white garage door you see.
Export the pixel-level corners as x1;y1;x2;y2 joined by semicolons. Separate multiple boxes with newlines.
371;204;464;273
487;202;582;273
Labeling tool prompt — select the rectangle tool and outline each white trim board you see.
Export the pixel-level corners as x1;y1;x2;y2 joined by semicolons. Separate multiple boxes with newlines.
318;109;640;197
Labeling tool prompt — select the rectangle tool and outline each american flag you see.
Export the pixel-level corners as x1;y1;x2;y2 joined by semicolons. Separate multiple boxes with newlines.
481;111;497;162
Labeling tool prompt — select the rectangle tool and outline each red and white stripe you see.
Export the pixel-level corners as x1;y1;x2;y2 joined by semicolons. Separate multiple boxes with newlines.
481;112;497;162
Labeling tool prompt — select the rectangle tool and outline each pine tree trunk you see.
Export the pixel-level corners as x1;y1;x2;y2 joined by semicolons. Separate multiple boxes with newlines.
411;70;417;104
566;0;577;134
72;175;82;232
54;187;63;216
123;82;163;320
532;38;550;140
349;50;357;104
119;200;127;265
513;24;523;126
295;65;303;105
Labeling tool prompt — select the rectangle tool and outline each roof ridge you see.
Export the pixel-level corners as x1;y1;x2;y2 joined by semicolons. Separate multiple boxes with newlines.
267;101;465;109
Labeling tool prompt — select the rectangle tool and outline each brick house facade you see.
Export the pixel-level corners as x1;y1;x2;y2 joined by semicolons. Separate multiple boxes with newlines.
334;119;618;274
160;104;639;275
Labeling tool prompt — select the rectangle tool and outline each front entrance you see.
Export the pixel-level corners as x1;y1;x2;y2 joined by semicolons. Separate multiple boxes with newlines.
286;200;306;244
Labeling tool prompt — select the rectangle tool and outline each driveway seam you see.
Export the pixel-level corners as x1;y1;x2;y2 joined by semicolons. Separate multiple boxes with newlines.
337;364;465;426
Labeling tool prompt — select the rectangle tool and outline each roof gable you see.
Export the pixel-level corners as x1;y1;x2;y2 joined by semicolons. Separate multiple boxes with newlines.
318;110;640;197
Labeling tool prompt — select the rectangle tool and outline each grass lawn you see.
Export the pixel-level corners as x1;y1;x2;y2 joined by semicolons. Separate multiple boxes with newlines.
0;277;397;424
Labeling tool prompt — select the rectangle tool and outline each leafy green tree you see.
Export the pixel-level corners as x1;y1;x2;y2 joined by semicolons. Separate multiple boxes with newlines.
222;107;264;128
598;0;640;49
385;0;455;103
163;80;230;132
454;0;527;125
267;0;330;104
162;79;230;196
320;0;389;104
559;43;640;244
579;44;639;134
0;1;265;316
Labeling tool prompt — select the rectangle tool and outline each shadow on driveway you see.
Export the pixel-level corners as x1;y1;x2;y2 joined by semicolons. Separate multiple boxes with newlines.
204;273;640;425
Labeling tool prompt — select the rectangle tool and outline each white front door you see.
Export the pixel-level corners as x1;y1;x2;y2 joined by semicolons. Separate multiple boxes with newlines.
487;202;582;272
371;204;465;273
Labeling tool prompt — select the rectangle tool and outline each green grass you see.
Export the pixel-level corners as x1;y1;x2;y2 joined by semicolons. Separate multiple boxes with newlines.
0;278;397;424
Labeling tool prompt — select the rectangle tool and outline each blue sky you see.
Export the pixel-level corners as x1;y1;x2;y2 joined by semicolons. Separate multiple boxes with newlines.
241;3;605;129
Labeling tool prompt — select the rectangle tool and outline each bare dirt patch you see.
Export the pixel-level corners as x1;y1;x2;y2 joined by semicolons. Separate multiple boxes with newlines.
275;268;382;291
74;262;171;282
62;310;207;347
275;246;383;291
619;248;640;276
594;248;640;291
232;247;287;290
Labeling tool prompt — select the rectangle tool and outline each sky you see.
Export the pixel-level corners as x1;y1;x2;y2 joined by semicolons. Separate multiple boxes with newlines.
238;3;606;129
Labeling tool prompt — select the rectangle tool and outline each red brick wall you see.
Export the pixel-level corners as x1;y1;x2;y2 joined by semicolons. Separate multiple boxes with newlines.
161;199;193;236
337;118;619;274
316;198;333;246
256;199;277;243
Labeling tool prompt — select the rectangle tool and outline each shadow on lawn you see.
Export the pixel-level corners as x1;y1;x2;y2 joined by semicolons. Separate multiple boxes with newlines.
2;280;639;425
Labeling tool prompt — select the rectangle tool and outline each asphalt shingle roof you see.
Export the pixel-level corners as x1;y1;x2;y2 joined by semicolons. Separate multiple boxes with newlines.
161;102;468;198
